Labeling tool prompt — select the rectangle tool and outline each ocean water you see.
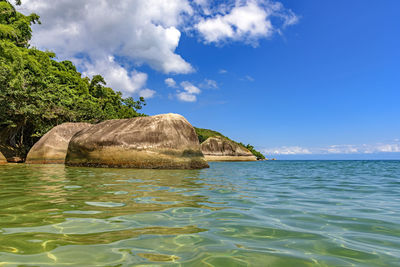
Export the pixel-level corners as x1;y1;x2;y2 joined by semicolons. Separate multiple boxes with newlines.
0;161;399;266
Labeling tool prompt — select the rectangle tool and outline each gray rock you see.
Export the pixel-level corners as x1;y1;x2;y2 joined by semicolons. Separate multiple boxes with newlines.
66;114;209;169
26;123;92;164
201;137;256;161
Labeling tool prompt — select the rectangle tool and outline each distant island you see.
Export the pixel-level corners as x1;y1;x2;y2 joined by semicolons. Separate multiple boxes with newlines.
0;0;265;167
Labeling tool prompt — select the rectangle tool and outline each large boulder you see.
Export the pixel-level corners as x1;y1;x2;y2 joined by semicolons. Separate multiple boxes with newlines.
26;123;92;164
65;114;209;169
0;152;6;164
201;137;257;161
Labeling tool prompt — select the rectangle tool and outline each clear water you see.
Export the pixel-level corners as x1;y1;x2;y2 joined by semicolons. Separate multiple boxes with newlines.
0;161;399;266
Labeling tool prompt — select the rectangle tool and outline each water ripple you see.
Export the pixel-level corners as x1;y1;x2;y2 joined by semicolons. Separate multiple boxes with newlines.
0;161;399;266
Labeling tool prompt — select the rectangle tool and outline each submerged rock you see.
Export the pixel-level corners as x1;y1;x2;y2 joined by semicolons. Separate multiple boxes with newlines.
66;114;209;169
201;137;257;161
0;152;6;164
26;123;92;164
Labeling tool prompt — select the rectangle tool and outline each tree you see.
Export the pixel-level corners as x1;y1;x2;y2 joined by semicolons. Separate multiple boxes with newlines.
240;143;266;160
0;0;40;47
0;1;146;160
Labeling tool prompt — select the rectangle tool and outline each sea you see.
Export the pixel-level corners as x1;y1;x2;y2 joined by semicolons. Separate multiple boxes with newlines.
0;161;399;266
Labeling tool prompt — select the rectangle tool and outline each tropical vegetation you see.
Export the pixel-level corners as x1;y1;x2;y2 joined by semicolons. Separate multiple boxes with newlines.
0;0;265;162
195;127;266;160
0;0;145;159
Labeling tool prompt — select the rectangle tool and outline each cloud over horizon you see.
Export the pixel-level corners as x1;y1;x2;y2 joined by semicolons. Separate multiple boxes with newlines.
262;141;400;155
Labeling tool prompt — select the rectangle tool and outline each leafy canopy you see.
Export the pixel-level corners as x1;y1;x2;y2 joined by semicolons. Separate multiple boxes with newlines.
0;0;40;47
0;0;145;159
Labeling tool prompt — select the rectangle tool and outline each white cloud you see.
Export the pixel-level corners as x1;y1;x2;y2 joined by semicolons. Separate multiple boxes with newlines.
262;142;400;155
176;81;201;102
19;0;194;74
200;79;218;89
195;0;298;45
263;146;312;155
139;89;156;98
177;92;197;102
180;81;201;94
17;0;297;97
82;57;154;97
165;78;177;88
18;0;194;97
219;69;228;74
374;144;400;153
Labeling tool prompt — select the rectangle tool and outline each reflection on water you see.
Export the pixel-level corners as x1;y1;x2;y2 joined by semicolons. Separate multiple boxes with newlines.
0;161;400;266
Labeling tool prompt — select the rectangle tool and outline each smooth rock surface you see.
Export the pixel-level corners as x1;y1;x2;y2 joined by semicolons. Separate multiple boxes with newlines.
201;137;257;161
0;152;6;164
26;123;92;164
66;114;209;169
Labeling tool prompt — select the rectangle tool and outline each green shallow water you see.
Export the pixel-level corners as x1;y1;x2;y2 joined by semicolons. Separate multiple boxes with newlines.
0;161;399;266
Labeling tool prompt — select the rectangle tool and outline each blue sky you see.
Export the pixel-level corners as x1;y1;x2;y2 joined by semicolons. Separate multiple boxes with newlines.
19;0;400;159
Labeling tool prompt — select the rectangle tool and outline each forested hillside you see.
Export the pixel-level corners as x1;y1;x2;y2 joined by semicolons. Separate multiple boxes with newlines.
0;0;145;160
195;127;266;160
0;0;265;162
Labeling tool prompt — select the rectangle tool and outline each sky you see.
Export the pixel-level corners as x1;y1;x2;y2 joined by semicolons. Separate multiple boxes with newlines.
18;0;400;159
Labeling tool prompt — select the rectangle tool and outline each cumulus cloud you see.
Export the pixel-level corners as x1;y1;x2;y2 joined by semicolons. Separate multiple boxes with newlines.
17;0;297;97
165;78;177;88
177;92;198;102
165;79;203;102
262;142;400;155
177;81;201;102
17;0;193;97
19;0;194;74
139;89;156;98
195;0;298;45
82;56;155;97
180;81;201;94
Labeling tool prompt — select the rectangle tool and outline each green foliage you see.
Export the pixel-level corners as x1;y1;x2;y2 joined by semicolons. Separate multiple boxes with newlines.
0;1;146;159
239;143;266;160
194;127;227;143
0;0;40;47
194;127;265;160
